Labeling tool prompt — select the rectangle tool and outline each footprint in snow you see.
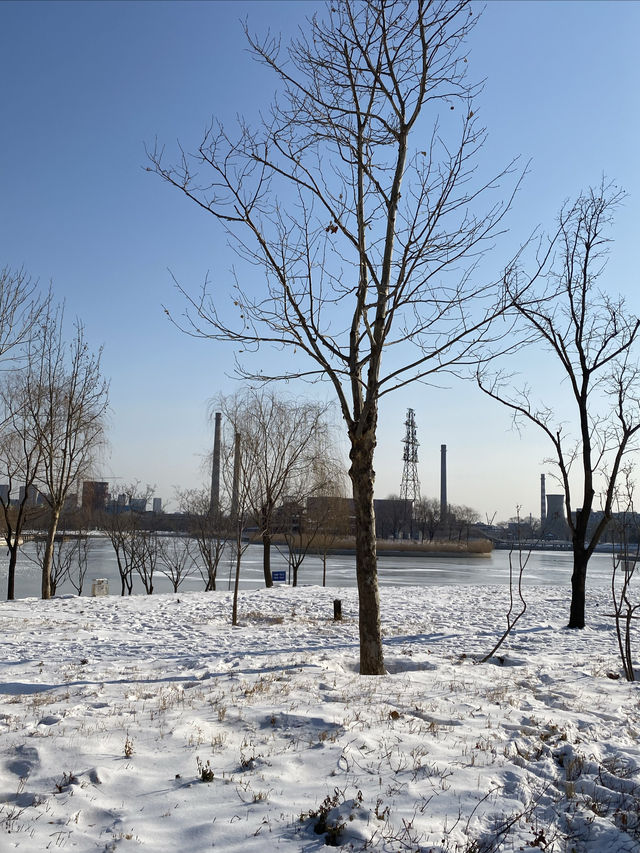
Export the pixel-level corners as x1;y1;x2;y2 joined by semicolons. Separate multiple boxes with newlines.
6;744;40;778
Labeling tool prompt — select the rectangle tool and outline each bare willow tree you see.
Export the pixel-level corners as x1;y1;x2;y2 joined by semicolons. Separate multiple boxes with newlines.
149;0;518;673
25;309;109;599
478;184;640;629
219;388;335;588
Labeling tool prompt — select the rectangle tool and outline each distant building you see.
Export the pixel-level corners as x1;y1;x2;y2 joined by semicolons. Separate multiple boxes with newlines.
374;498;410;539
82;481;109;513
306;496;354;535
0;484;9;505
129;497;147;513
153;497;162;513
543;494;570;540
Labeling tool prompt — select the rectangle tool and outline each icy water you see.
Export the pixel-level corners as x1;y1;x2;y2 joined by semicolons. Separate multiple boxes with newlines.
0;537;618;599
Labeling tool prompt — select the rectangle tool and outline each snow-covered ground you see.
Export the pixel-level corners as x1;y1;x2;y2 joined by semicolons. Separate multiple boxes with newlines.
0;584;638;852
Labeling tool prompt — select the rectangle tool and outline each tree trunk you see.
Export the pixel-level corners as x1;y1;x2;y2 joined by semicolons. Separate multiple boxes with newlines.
6;544;18;601
115;550;127;596
262;525;273;588
350;430;385;675
568;540;588;628
232;535;242;627
41;510;61;600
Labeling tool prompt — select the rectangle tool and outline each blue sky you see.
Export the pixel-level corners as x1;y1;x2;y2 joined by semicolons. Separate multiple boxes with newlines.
2;0;639;519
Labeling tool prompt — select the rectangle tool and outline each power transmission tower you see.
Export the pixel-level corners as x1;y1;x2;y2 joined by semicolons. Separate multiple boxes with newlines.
400;408;421;504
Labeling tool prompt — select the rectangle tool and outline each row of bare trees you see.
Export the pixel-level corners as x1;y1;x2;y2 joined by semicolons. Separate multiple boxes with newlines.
0;268;109;600
150;0;640;673
89;390;346;602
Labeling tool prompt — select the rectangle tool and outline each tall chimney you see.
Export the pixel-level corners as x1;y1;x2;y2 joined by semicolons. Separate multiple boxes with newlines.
540;474;546;526
209;412;222;515
440;444;447;520
231;431;241;519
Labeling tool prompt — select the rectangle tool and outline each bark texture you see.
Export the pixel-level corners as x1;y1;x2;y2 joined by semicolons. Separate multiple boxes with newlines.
350;429;384;676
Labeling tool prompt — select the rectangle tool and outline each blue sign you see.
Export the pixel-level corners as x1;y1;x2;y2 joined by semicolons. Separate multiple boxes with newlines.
272;571;286;582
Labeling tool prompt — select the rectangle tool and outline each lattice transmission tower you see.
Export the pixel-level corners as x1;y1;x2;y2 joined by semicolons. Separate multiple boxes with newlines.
400;408;421;504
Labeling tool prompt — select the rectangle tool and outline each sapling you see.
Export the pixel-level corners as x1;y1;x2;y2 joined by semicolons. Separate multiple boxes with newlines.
610;482;639;681
480;508;530;664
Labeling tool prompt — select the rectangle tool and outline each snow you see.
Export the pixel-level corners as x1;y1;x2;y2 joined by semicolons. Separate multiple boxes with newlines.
0;583;638;852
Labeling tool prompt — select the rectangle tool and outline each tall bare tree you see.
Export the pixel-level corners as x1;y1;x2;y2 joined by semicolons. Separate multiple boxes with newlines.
0;266;46;365
219;389;335;588
149;0;518;673
478;184;640;629
0;372;45;599
25;309;109;599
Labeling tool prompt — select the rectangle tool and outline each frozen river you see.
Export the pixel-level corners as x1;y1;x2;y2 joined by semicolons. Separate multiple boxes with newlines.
0;537;619;599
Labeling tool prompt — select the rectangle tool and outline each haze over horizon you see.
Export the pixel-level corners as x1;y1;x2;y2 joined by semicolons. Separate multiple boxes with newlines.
2;0;639;520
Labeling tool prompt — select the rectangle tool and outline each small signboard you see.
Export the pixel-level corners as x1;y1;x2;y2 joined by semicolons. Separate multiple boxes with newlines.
272;571;286;582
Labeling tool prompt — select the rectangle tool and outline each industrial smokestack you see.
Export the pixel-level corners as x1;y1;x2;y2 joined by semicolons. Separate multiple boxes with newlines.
209;412;222;516
440;444;447;521
231;431;241;519
540;474;546;526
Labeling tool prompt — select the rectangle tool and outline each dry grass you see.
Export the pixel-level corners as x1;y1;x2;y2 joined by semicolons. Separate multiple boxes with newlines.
257;534;492;555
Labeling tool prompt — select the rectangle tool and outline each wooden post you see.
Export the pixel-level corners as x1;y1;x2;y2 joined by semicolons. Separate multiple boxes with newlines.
333;599;342;621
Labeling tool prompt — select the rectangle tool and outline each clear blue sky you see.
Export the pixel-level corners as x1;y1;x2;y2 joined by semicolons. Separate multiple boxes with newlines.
2;0;639;519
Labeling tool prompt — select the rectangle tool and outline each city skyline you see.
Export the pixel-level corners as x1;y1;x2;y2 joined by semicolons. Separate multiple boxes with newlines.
2;1;639;520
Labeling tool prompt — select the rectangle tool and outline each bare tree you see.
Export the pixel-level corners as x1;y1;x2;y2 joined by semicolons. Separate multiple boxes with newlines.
312;495;352;586
219;389;335;588
480;509;529;664
0;268;48;599
0;266;46;365
610;479;639;682
0;373;46;599
149;1;518;673
280;456;346;586
413;496;440;542
176;486;229;591
288;459;348;586
158;535;197;593
449;503;480;542
65;531;91;596
102;504;135;596
133;530;158;595
478;184;640;629
29;526;91;597
101;482;153;596
25;308;109;599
